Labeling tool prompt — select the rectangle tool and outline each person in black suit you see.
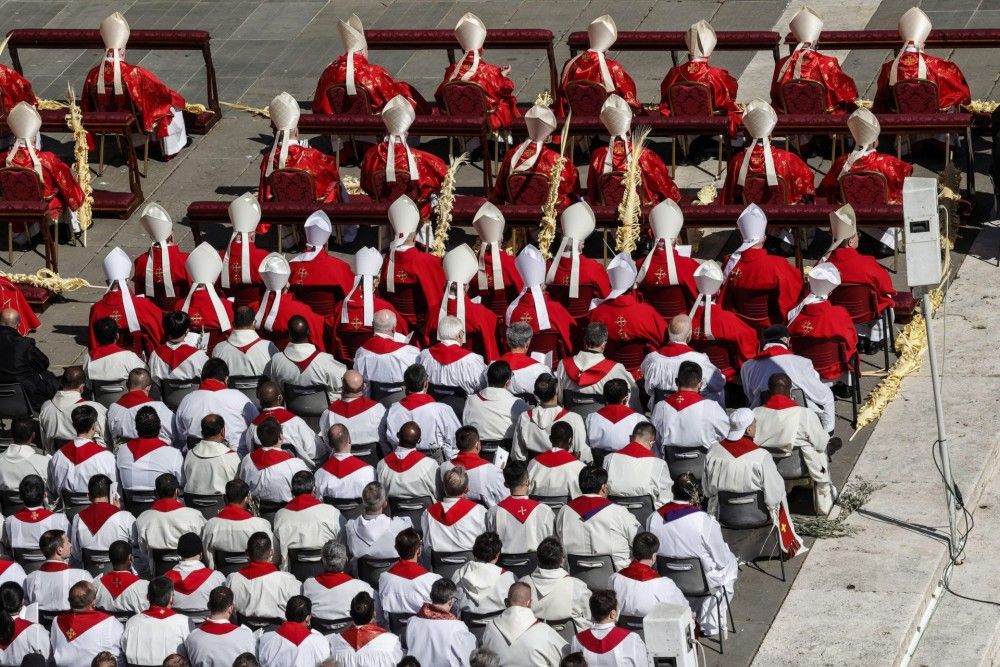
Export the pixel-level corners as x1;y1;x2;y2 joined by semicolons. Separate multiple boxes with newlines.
0;309;58;412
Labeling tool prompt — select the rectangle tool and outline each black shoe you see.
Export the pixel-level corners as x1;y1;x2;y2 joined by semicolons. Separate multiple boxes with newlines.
832;383;852;399
827;436;843;459
869;339;884;354
859;338;874;355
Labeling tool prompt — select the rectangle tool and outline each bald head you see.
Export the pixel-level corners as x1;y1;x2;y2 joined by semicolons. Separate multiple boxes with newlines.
61;366;87;391
342;370;364;397
768;372;792;397
328;424;351;452
372;310;397;335
506;582;532;608
668;314;692;343
126;368;153;392
397;421;421;449
256;381;282;408
0;309;20;330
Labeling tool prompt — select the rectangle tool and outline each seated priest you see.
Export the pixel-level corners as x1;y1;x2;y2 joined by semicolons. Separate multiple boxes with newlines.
133;203;189;311
634;199;699;319
507;245;576;361
873;7;971;113
427;244;500;362
312;13;427;116
467;202;524;316
545;201;610;321
436;13;520;132
588;95;680;206
219;194;269;307
82;12;187;158
560;15;641;113
770;7;858;113
660;20;739;116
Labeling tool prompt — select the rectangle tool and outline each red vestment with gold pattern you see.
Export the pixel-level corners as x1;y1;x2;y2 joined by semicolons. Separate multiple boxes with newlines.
251;292;328;352
787;301;858;375
489;143;579;207
467;250;524;308
587;143;681;205
818;151;913;205
0;148;84;219
0;65;37;110
89;291;164;355
770;50;859;112
435;52;520;130
259;144;341;204
688;303;759;377
133;245;190;308
82;61;184;137
360;143;448;218
588;293;666;349
559;52;641;113
722;144;815;204
175;286;234;351
826;247;896;313
720;247;804;319
311;53;426;114
873;52;971;112
289;253;356;303
659;61;740;115
634;246;699;306
0;277;40;334
506;291;576;359
378;249;446;331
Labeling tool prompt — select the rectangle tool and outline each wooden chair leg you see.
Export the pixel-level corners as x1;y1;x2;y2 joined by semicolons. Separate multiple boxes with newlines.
98;135;106;176
143;135;150;177
7;226;12;266
717;135;724;178
671;139;677;178
277;225;283;254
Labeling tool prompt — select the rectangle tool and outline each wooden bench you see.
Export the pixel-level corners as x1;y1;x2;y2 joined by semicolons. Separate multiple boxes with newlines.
4;28;220;134
0;111;144;218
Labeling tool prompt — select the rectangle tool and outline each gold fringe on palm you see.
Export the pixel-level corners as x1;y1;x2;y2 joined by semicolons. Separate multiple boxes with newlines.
693;185;718;206
856;99;874;109
221;101;270;118
615;125;652;253
340;175;365;196
431;153;469;257
538;111;573;259
533;90;554;108
36;99;69;111
64;85;94;240
963;99;999;114
1;268;100;294
184;102;212;115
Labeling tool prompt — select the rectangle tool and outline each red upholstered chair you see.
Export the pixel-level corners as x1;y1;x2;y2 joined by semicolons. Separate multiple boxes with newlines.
546;284;598;321
479;287;515;319
335;326;373;365
666;82;714;118
723;286;784;332
830;282;895;371
506;171;552;205
527;328;564;369
564;79;609;116
639;284;693;322
789;336;860;425
325;85;373;115
269;168;318;252
603;339;648;376
690;338;741;381
383;284;429;342
87;85;152;177
740;173;790;206
0;166;57;269
290;286;344;317
440;80;500;164
595;171;627;207
779;79;828;114
369;169;415;204
892;79;940;114
839;170;890;207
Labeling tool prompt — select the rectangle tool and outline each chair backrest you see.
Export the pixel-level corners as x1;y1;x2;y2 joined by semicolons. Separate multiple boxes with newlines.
387;495;433;527
562;389;606;420
667;81;715;117
150;548;182;577
183;493;226;520
269;168;318;203
479;438;512;464
596;171;628;207
0;166;45;202
529;494;568;512
497;551;537;580
655;555;710;597
722;285;783;331
428;384;468;420
779;78;828;114
228;375;263;408
545;284;598;320
566;553;615;592
287;548;324;582
325;84;373;115
716;489;771;529
0;383;34;419
160;379;198;411
60;490;90;521
618;614;646;638
893;78;940;114
369;169;414;203
386;612;414;642
430;549;473;581
213;549;249;577
382;281;427;325
12;548;44;573
462;609;503;644
291;285;343;317
369;381;405;408
324;496;363;519
766;447;809;480
0;490;24;517
506;171;553;206
81;548;113;577
349;442;379;467
689;338;741;379
829;283;881;325
237;614;281;632
639;283;694;322
121;488;157;516
741;173;790;206
840;170;890;207
545;617;577;643
662;447;706;481
335;327;374;365
312;616;352;635
90;379;128;409
283;383;329;418
564;78;610;116
609;494;655;526
357;556;398;589
789;336;850;382
602;339;647;376
440;80;492;123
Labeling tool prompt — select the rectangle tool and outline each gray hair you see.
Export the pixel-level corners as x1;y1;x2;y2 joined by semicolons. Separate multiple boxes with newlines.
361;482;386;514
668;314;692;343
437;315;465;344
583;322;608;349
372;309;397;335
442;466;469;498
321;540;348;573
506;321;534;350
470;648;501;667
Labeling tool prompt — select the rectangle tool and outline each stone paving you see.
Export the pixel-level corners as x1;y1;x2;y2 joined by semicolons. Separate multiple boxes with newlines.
1;0;998;664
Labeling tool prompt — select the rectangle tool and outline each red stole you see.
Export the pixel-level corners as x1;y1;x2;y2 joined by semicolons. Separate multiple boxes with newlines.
754;345;793;360
283;494;322;512
77;502;122;535
312;572;353;589
617;442;654;458
763;394;799;410
532;449;577;468
216;504;254;521
341;623;387;650
426;498;478;527
126;437;168;461
142;605;176;619
381;450;427;473
13;507;53;523
664;390;705;411
576;626;631;653
361;336;408;354
399;393;436;411
56;610;112;641
720;437;759;458
427;343;474;365
252;407;298;425
164;566;216;595
116;390;153;409
497;496;539;524
249;447;294;469
151;499;185;513
197;620;240;635
657;501;702;523
60;441;107;465
237;561;278;580
617;560;660;582
289;349;322;371
0;618;32;648
154;343;199;370
275;621;312;646
199;379;227;391
594;404;636;424
321;455;371;479
656;342;695;357
386;560;429;580
498;352;539;370
88;344;125;361
39;561;70;572
561;356;617;387
565;496;613;521
327;397;378;418
450;451;490;470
